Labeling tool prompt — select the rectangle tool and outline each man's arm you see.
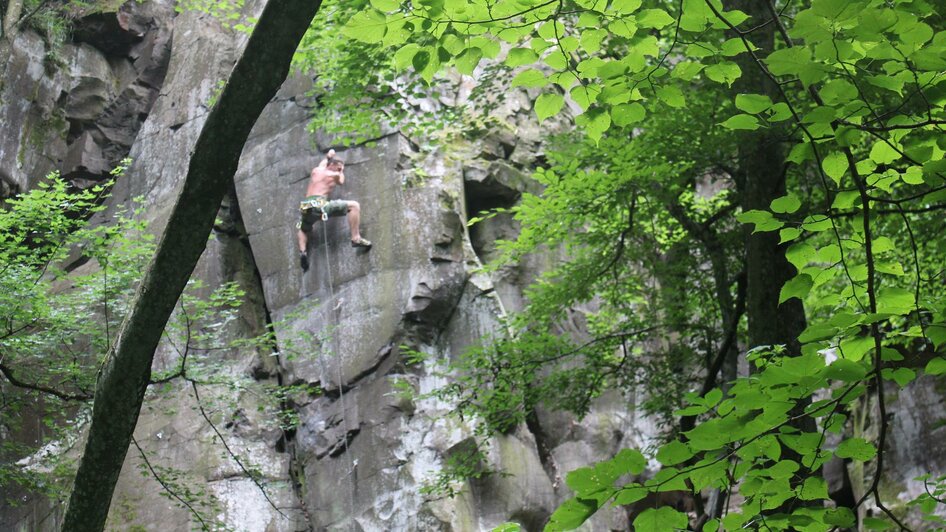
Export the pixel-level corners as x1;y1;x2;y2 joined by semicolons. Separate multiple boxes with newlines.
317;148;336;168
337;170;345;185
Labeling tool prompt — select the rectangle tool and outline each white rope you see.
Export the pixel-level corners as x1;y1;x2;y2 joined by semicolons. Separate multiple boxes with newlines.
319;217;357;527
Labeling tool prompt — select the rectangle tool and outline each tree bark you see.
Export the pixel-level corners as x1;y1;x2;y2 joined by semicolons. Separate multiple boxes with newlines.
0;0;24;85
1;0;23;39
61;1;323;529
729;0;807;355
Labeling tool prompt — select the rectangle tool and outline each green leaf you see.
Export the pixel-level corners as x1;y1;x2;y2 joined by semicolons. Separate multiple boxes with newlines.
342;9;387;44
704;62;742;86
835;437;877;461
671;61;705;80
839;335;873;362
546;497;599;530
534;93;565;122
801;215;831;232
505;48;538;67
822;152;848;184
824;507;856;527
637;9;675;29
787;142;814;164
656;441;694;466
863;517;894;530
394;44;421;71
613;484;648;505
369;0;400;11
779;273;813;304
611;102;646;127
580;29;609;53
831;191;859;210
798;476;830;500
657;86;685;108
571;85;602;110
876;287;914;314
704;388;722;407
720;37;752;56
511;69;548;88
576;108;611;144
455;47;483;75
770;193;801;214
702;518;720;532
611;448;647;475
883;367;915;387
925;357;946;376
767;103;792;121
720;114;761;130
779;228;802;243
765;47;823;85
492;523;521;532
633;507;688;532
737;210;782;232
735;94;773;114
824;359;867;382
869;142;900;164
610;0;642;14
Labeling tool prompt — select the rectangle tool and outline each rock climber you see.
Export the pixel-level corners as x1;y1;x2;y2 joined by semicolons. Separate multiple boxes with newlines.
297;149;371;272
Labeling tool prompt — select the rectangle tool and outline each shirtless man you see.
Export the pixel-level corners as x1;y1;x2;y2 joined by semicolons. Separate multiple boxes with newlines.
297;151;371;272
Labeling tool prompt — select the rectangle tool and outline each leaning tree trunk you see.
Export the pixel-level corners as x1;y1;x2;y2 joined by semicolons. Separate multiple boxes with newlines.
1;0;24;39
0;0;25;85
62;1;324;529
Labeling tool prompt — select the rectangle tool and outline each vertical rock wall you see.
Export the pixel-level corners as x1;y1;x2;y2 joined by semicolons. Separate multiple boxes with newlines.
3;1;944;531
0;1;172;196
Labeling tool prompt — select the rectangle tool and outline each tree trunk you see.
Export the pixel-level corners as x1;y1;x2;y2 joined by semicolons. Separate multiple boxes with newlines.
0;0;24;85
2;0;24;39
61;1;323;529
730;0;807;355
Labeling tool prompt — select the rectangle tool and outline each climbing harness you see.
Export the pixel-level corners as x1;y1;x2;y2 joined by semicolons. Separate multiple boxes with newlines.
300;196;330;222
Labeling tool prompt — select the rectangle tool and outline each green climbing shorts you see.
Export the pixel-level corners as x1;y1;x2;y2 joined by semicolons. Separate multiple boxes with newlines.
297;195;350;232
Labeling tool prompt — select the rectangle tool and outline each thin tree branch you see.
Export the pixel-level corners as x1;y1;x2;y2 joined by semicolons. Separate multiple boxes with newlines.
0;362;93;401
191;382;287;519
131;436;211;530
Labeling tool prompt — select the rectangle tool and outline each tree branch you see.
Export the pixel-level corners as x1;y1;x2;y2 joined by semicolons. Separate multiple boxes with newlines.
0;362;92;401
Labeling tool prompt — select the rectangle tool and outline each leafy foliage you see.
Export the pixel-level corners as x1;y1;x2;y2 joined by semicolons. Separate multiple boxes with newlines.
0;167;317;528
0;166;152;504
340;0;946;529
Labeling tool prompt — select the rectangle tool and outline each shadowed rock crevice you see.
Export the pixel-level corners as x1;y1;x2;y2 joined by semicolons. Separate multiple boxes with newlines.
0;1;174;193
219;186;313;529
525;410;559;486
463;161;524;262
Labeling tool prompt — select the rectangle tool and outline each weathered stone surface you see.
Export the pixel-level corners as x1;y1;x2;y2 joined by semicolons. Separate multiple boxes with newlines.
850;374;946;527
7;2;944;531
0;0;172;195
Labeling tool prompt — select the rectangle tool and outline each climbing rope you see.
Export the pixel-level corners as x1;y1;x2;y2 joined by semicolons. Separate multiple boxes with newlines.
318;216;358;526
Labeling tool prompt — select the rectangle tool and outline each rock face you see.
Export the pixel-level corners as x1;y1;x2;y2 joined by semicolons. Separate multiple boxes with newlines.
3;2;945;531
0;1;173;196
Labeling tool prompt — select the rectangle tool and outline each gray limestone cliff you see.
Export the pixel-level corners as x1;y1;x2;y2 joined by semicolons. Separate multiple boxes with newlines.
1;1;944;531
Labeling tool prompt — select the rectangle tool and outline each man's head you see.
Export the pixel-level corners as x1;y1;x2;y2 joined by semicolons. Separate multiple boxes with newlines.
326;157;344;171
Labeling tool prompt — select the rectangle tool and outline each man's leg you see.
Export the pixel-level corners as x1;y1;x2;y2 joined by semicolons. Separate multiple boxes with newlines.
297;212;313;271
346;201;371;248
297;229;310;271
297;228;308;254
347;201;362;240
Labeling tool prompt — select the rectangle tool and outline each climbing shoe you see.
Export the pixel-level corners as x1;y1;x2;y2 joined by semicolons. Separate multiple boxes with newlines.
351;237;372;249
300;252;309;272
